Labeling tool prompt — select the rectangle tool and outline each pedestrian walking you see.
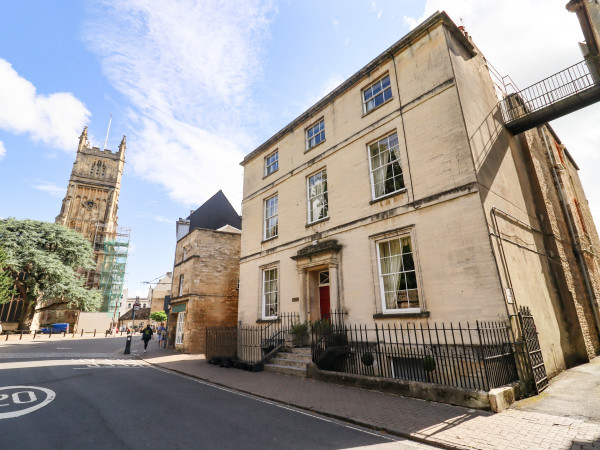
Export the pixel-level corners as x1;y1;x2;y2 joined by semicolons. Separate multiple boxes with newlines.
141;324;153;353
157;322;166;348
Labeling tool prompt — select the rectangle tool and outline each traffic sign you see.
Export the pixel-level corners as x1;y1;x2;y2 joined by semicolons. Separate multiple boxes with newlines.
133;305;140;311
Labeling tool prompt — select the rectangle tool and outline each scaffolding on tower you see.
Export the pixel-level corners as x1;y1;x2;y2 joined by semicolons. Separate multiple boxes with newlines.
96;224;131;322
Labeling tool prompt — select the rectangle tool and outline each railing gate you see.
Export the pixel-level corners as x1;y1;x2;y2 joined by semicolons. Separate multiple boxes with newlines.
517;306;548;393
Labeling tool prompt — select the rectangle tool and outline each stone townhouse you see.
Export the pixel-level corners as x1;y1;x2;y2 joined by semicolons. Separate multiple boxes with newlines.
237;10;600;379
167;191;241;353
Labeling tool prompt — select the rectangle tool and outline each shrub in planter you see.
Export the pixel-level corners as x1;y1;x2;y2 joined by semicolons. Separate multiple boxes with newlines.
361;352;374;367
290;320;309;346
327;331;348;347
423;355;436;372
311;319;331;336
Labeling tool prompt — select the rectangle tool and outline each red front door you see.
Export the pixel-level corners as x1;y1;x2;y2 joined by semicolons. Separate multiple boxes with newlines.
319;285;330;320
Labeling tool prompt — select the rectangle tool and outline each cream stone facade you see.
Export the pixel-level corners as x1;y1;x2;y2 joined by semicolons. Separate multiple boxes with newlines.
238;11;600;378
148;272;172;321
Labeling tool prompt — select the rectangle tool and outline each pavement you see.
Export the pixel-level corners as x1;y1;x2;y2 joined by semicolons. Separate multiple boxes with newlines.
142;350;600;450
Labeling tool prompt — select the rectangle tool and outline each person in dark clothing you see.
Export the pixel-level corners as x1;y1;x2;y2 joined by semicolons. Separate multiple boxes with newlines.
141;325;153;353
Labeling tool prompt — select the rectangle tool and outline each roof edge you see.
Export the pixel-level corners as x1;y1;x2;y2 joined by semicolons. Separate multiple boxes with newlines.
240;11;473;166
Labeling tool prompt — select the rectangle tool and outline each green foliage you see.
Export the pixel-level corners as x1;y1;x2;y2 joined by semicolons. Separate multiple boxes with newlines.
290;320;309;336
423;355;436;372
0;218;101;311
310;319;331;336
0;247;15;302
150;311;167;322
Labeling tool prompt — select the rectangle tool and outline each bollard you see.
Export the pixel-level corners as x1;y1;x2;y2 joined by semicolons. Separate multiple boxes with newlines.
124;335;132;354
33;330;37;339
5;332;8;341
94;329;96;337
49;330;52;338
72;331;75;338
20;331;23;340
81;329;84;337
105;330;108;337
62;331;66;337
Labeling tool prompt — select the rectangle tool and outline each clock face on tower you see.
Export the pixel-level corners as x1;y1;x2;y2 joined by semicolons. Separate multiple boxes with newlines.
82;200;95;210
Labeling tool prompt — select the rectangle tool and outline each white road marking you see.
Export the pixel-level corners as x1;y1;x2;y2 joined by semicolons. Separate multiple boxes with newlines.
149;365;398;442
0;386;55;419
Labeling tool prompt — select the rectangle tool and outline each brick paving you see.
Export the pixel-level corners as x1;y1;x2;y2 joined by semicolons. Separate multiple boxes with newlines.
143;351;600;449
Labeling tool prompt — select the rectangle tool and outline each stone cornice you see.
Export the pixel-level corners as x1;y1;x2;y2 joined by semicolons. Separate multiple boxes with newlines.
291;239;342;261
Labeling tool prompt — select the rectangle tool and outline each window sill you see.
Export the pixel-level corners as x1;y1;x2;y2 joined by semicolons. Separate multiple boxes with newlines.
256;318;280;324
261;236;278;244
373;311;430;319
306;216;330;228
369;188;407;205
263;169;279;180
304;139;326;154
362;97;394;118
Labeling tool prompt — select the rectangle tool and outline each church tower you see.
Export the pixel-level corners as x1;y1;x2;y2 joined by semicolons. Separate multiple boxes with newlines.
56;126;126;291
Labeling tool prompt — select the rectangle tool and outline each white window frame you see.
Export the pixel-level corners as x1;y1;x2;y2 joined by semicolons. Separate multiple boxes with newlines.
307;169;329;224
262;266;279;320
375;233;421;314
362;74;392;114
178;274;184;297
305;119;325;150
265;150;279;176
264;194;278;240
367;132;405;200
175;312;185;345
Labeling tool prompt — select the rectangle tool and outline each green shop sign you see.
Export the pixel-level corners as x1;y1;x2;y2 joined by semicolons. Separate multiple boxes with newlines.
171;303;186;313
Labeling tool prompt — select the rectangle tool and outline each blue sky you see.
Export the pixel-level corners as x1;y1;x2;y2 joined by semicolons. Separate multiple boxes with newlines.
1;0;599;297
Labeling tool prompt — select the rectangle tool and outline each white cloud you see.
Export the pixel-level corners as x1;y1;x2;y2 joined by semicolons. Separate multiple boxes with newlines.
83;0;274;208
153;215;173;224
0;141;5;161
370;1;383;19
405;0;600;225
302;75;347;114
33;181;65;198
0;58;90;152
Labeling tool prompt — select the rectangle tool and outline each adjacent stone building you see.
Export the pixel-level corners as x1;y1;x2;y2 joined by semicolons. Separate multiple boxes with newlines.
167;191;242;353
148;272;172;322
237;11;600;379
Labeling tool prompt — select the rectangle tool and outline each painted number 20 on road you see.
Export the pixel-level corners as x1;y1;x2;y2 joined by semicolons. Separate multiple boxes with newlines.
0;386;55;419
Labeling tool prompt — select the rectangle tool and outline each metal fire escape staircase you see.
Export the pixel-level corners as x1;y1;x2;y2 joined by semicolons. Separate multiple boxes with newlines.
500;59;600;134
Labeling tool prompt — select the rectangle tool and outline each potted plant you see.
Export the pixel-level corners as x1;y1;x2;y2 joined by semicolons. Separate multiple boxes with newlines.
290;320;309;347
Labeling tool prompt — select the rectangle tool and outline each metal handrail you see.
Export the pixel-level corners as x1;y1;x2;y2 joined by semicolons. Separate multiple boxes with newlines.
500;59;599;123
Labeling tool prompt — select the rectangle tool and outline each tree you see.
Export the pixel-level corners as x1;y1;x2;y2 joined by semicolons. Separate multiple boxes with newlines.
0;218;102;326
150;311;168;322
0;247;15;302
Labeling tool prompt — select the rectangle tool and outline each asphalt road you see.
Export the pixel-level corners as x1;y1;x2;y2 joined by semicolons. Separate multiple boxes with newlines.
0;337;431;449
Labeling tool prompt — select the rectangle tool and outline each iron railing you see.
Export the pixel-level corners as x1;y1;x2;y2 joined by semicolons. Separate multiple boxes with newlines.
311;320;519;391
517;306;548;394
206;312;299;364
500;59;599;123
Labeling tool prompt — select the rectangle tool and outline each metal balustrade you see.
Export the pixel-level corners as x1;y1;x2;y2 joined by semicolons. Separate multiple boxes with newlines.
500;60;600;134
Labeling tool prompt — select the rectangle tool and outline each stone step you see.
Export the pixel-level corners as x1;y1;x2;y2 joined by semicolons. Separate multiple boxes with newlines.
289;347;312;356
263;363;307;378
270;357;309;369
276;352;312;363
